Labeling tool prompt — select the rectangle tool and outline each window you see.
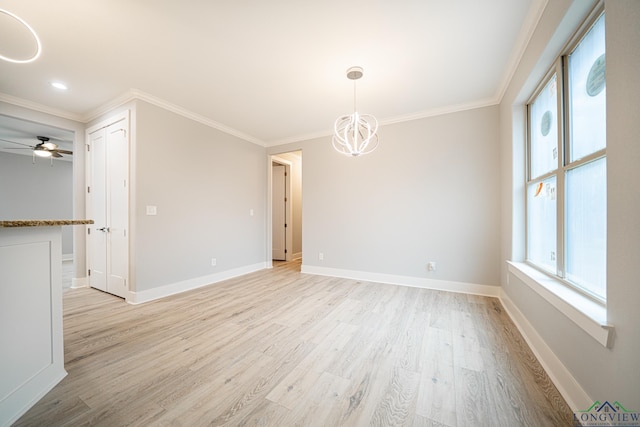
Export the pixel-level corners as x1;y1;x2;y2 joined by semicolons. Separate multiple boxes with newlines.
526;12;606;302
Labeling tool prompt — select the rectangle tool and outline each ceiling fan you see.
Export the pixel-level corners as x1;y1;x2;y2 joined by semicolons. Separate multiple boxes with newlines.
0;136;73;158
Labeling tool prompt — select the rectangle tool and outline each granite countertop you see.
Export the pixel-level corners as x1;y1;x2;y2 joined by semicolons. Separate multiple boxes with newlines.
0;220;94;228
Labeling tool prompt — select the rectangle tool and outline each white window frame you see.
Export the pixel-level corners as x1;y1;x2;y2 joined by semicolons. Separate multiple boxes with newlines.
507;2;614;348
525;8;607;306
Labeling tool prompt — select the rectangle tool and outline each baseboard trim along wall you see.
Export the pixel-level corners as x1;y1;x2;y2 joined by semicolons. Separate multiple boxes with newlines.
70;277;88;289
127;262;267;305
499;292;592;411
301;265;500;297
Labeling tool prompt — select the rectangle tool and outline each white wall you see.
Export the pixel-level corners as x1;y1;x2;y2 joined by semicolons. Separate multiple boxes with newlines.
0;151;73;255
131;100;267;292
500;0;640;408
271;105;501;288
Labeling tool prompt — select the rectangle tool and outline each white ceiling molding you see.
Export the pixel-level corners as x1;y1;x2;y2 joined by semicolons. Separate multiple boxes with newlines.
2;88;267;148
378;97;500;129
81;90;138;123
0;92;84;123
266;97;499;148
82;89;266;147
125;89;266;147
495;0;549;103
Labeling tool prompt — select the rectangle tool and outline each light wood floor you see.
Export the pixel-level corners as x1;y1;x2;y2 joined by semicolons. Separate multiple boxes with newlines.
15;260;572;426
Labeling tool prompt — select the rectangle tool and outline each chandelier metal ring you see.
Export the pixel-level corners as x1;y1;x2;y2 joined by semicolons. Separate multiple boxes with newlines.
332;112;379;157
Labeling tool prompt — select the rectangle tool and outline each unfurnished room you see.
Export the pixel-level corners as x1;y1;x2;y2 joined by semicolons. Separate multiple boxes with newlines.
0;1;639;426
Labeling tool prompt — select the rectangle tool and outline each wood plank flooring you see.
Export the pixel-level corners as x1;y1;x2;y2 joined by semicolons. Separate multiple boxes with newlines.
15;260;573;426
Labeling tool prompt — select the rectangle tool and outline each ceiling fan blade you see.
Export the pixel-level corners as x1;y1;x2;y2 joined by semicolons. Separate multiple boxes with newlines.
51;151;63;158
55;149;73;155
3;147;33;150
0;137;34;148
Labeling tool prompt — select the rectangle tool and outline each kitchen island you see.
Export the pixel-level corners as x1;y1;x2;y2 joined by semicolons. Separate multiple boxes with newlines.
0;220;92;427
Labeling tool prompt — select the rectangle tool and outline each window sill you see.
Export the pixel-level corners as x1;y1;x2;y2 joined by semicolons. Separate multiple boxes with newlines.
507;261;613;348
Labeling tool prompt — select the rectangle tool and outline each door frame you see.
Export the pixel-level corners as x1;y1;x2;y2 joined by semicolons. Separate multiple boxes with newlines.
270;155;293;263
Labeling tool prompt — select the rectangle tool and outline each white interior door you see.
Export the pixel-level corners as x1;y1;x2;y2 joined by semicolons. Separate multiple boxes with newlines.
272;164;286;261
105;122;128;298
88;129;107;292
87;113;129;299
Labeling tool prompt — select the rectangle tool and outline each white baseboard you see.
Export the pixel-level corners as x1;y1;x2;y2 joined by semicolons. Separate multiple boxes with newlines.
499;292;592;411
300;265;500;297
70;277;89;289
126;262;267;304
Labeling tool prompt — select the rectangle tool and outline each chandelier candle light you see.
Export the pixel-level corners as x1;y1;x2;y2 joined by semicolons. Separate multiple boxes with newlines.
332;66;379;157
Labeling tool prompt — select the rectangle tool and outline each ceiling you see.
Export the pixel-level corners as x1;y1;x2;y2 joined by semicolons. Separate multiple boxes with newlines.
0;0;542;147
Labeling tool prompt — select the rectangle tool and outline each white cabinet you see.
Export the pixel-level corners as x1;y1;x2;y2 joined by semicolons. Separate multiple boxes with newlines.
0;226;66;426
86;111;130;299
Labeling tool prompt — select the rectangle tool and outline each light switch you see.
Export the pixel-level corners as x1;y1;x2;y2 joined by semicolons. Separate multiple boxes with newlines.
146;205;157;215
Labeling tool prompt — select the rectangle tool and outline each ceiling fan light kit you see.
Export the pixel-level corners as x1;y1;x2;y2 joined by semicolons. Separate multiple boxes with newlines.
332;66;380;157
33;147;52;158
0;135;73;164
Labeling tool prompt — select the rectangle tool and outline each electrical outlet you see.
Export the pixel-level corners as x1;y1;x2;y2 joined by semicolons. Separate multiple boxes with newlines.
211;258;217;266
319;252;324;261
428;261;436;272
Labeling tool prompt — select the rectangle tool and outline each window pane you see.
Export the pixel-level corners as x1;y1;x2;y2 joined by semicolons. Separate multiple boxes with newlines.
566;158;606;298
530;75;559;179
569;14;606;161
527;176;557;272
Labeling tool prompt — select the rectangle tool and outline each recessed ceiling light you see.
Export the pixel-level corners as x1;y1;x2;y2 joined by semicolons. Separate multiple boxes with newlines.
50;81;68;90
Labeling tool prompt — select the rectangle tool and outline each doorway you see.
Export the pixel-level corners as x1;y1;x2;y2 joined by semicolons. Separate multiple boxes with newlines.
270;151;302;264
0;114;77;288
272;162;287;261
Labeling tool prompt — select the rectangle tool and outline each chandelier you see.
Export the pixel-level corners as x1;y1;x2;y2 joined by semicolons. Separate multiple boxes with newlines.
332;66;379;157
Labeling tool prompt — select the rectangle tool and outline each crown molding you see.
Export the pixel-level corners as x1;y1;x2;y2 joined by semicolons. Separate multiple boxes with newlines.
0;92;84;122
1;89;266;148
81;90;137;123
266;97;500;148
379;97;499;127
495;0;549;103
85;89;267;147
